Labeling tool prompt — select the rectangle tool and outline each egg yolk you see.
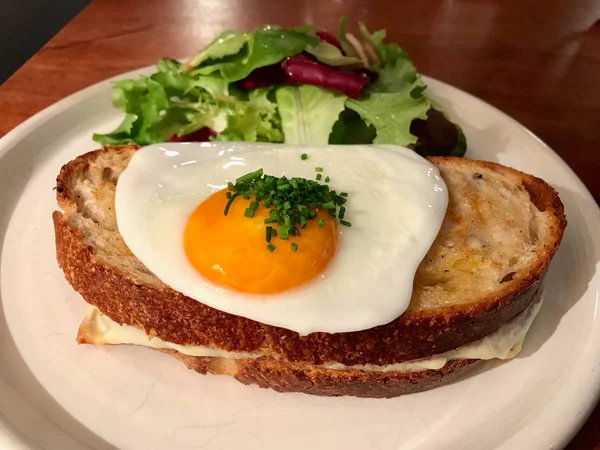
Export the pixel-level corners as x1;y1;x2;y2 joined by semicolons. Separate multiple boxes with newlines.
184;189;337;294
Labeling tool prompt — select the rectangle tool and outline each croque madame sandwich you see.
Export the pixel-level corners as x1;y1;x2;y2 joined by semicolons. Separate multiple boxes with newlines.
53;142;566;398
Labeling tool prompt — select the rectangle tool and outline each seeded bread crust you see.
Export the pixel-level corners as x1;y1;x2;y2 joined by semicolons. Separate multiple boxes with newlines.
53;145;566;370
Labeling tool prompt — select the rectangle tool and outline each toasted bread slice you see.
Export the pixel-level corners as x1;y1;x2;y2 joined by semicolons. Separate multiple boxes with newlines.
53;145;565;397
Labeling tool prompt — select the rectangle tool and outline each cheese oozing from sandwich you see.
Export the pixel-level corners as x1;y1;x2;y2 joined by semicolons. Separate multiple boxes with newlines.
79;294;543;373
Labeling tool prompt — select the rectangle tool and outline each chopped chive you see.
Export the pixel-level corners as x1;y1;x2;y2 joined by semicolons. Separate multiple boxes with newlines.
226;168;351;252
301;153;308;160
290;242;299;251
340;220;351;227
266;226;273;243
300;216;307;229
223;193;238;216
279;226;290;239
236;168;263;184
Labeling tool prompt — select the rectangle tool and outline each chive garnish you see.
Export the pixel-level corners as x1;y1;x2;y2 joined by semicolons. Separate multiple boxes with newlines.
300;216;307;229
223;193;238;216
279;226;290;240
236;168;263;184
301;153;308;160
340;220;351;227
290;242;299;251
224;168;350;251
325;176;330;183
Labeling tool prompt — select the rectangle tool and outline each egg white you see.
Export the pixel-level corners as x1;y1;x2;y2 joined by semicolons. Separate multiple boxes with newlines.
115;142;448;335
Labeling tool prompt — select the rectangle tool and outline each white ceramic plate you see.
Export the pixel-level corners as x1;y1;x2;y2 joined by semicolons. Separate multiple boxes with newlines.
1;68;599;450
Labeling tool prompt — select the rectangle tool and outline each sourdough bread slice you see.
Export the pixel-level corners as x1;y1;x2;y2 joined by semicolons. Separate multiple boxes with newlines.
53;145;565;397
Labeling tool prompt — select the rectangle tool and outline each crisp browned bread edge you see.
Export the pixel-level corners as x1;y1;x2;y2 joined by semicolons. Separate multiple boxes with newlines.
158;349;484;398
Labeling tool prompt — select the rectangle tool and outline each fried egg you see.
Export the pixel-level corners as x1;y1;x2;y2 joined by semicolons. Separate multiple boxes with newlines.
115;143;448;334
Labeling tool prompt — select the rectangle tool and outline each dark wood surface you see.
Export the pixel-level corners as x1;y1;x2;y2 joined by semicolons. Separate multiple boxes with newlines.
0;0;88;83
0;0;599;447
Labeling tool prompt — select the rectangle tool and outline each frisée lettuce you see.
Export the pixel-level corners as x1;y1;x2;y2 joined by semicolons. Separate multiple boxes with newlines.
94;20;466;156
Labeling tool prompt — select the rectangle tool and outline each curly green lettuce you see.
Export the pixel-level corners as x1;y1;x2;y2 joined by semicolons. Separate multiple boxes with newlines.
93;20;466;157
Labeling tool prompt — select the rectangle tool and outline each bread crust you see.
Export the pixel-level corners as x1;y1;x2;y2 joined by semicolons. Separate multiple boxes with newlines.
157;349;483;398
53;145;565;367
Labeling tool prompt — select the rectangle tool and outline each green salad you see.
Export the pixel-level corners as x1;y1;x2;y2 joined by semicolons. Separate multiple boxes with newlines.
94;18;466;156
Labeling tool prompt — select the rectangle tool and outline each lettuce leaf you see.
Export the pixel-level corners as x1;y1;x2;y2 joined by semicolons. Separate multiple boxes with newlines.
216;88;283;142
275;85;347;144
354;25;466;154
329;109;376;144
346;79;430;145
410;109;467;157
92;113;139;145
93;76;171;145
305;42;362;67
191;26;318;82
369;56;418;94
186;31;248;69
93;58;283;145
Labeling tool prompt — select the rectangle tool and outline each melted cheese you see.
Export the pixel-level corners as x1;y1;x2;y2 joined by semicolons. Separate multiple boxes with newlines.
80;297;542;373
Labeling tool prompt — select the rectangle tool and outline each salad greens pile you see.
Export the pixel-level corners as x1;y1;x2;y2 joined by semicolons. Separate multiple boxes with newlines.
94;19;466;157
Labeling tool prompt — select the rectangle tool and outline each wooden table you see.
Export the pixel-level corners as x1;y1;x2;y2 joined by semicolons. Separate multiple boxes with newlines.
0;0;598;447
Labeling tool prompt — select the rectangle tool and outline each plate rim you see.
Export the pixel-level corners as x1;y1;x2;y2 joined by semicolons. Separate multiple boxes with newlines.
0;66;599;450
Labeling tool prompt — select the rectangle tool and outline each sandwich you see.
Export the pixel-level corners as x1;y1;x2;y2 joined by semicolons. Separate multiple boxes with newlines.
53;142;566;398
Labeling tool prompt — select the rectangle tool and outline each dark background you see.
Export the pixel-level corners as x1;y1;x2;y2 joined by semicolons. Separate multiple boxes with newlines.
0;0;89;84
